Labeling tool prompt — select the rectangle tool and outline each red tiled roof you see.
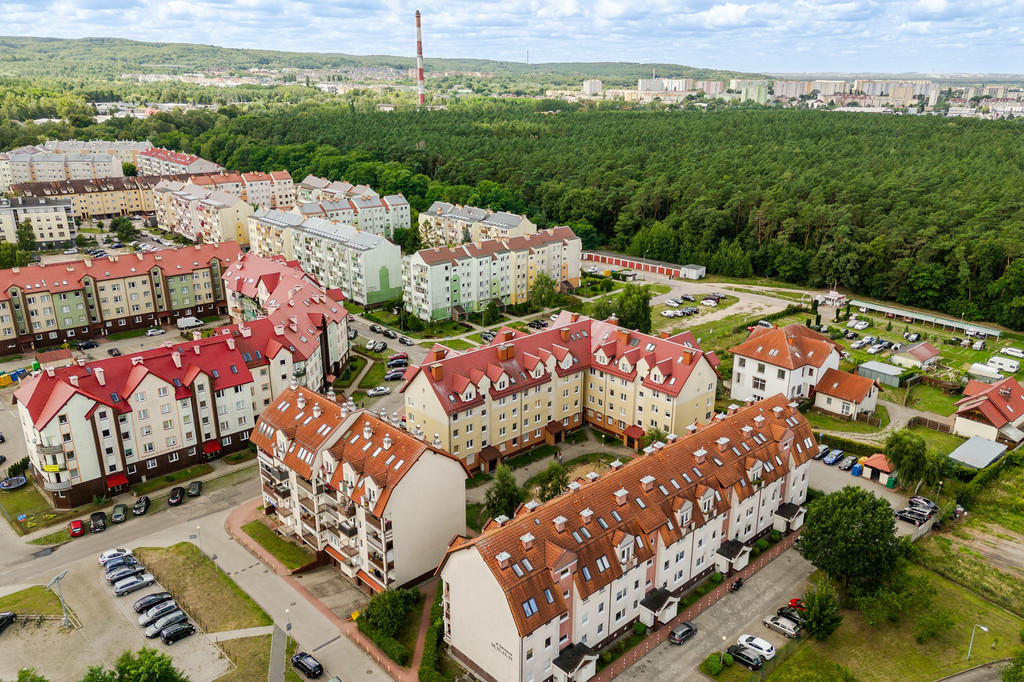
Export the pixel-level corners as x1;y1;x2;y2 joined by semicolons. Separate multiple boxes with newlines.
222;253;316;299
955;377;1024;428
730;324;842;370
437;394;816;637
863;453;893;473
899;342;940;363
814;368;878;404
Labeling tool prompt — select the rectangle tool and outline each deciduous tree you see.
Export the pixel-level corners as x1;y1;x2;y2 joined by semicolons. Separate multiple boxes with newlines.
529;272;560;310
535;462;568;502
885;431;934;493
802;578;843;641
484;464;528;521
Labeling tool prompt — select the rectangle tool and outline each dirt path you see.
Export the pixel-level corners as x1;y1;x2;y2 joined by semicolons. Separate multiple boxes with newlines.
958;526;1024;577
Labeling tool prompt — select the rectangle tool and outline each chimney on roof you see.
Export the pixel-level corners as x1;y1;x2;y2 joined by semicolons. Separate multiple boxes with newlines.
496;551;511;568
613;488;628;506
617;329;630;346
326;387;337;403
568;481;581;493
607;314;618;324
772;406;785;419
586;471;599;483
570;312;580;323
192;331;201;341
313;403;321;419
694;447;707;465
560;327;570;342
429;363;443;381
520;532;534;551
741;425;753;440
131;356;144;366
553;515;568;532
433;434;442;448
76;358;86;367
194;345;200;355
753;415;765;430
745;398;755;407
383;434;392;450
363;422;372;440
497;343;515;361
171;352;181;368
95;368;105;386
727;403;739;416
666;433;678;444
275;324;284;336
581;508;593;524
641;475;655;492
660;332;669;339
495;515;510;527
226;337;235;350
788;401;799;415
68;375;79;387
716;437;730;453
297;394;306;410
240;325;251;338
680;350;694;365
686;422;698;435
610;459;623;471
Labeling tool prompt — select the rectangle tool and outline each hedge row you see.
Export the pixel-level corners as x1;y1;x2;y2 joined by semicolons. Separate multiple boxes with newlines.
815;433;879;458
418;582;447;682
731;304;810;334
357;615;411;667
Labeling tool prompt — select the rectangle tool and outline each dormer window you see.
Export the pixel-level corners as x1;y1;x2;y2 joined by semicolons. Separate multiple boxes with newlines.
619;545;632;563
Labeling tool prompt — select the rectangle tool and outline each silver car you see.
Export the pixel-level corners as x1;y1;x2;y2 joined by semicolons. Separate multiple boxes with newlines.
763;614;801;639
139;599;178;627
112;573;155;597
145;610;187;638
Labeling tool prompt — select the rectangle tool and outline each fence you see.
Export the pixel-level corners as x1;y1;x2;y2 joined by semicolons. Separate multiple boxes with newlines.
591;532;801;682
907;415;953;434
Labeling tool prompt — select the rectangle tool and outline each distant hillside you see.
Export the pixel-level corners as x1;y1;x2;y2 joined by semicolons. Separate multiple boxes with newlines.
0;35;759;83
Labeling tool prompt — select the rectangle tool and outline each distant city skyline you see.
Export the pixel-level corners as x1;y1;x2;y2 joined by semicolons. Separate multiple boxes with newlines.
3;0;1024;74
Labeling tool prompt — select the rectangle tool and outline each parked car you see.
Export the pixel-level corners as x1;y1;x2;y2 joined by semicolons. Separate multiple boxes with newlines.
661;310;677;318
90;511;107;533
145;328;165;336
814;444;831;460
1001;347;1024;359
382;329;398;340
896;508;930;526
891;342;903;352
387;359;408;369
763;615;801;638
850;339;868;350
668;621;697;644
369;324;383;334
844;331;859;340
63;248;79;255
145;611;188;638
788;598;806;611
906;332;921;342
738;635;776;660
111;504;128;523
838;455;859;471
98;548;133;565
664;300;680;308
76;340;99;350
365;339;377;351
909;496;938;513
700;298;718;307
188;480;203;497
972;340;986;351
367;386;391;397
347;328;358;340
69;519;85;537
167;487;185;506
104;556;139;573
481;331;497;342
107;348;122;357
0;611;16;637
854;320;870;330
160;621;197;645
134;592;173;614
823;449;844;465
113;573;156;597
384;370;406;381
139;600;179;627
389;352;408;360
106;564;145;585
726;644;764;671
291;652;324;679
133;496;151;515
373;341;388;353
866;344;885;355
586;266;598;274
777;606;806;624
398;336;415;346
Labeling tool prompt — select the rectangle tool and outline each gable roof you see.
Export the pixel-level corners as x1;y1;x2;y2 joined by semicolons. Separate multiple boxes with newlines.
729;324;842;370
897;341;940;363
954;377;1024;428
814;368;878;404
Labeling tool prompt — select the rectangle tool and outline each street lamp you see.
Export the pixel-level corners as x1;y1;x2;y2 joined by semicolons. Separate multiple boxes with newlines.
47;569;70;628
721;635;727;663
196;525;203;558
285;608;291;632
967;624;988;661
936;480;943;505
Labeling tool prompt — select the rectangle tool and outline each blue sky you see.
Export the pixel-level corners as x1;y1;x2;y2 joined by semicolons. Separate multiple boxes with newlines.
4;0;1024;74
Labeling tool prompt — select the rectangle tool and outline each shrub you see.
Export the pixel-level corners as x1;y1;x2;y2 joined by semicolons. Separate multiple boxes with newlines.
755;538;769;552
696;583;713;597
770;529;781;542
751;546;761;558
705;653;723;676
357;615;411;666
710;572;723;584
632;621;646;636
723;653;734;666
92;495;108;507
599;652;612;664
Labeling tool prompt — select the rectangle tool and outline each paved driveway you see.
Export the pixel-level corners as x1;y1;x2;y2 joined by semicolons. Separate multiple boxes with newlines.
807;458;928;537
617;548;814;682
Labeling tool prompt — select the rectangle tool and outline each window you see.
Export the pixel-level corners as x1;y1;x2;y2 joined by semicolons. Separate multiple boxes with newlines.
146;457;157;468
522;598;539;617
162;420;173;430
158;387;169;397
777;368;785;380
752;377;766;391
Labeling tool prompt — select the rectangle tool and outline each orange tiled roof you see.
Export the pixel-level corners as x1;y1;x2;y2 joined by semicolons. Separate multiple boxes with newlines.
814;368;878;404
955;377;1024;429
730;324;842;370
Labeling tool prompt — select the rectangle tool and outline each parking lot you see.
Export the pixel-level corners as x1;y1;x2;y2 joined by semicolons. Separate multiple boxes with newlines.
0;557;230;681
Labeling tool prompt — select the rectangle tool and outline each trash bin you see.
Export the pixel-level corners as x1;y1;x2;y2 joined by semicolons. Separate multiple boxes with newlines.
886;477;897;489
851;463;863;477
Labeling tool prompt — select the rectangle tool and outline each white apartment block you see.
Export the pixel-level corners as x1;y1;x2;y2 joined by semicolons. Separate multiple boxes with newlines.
419;201;536;247
38;140;155;165
0;150;121;192
401;313;719;471
253;386;469;592
153;180;254;245
437;395;812;682
136;148;223;176
0;196;76;247
729;324;842;403
247;209;403;305
402;227;581;322
294;174;410;238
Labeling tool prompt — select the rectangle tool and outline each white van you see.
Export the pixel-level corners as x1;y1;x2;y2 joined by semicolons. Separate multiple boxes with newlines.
988;356;1020;374
176;316;204;331
1001;347;1024;359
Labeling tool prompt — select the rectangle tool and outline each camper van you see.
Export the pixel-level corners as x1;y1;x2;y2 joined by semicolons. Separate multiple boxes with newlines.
987;356;1020;374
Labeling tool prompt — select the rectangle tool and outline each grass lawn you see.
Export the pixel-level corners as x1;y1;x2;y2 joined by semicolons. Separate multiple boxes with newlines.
285;634;303;682
420;337;476;350
0;585;64;616
907;426;965;455
335;355;368;389
507;443;558;470
218;635;273;682
395;595;427;666
466;503;485;533
907;383;962;417
223;449;258;465
649;283;672;295
106;328;149;341
915;535;1024;618
803;406;889;435
358;362;388;390
465;471;493;489
768;565;1022;682
131;463;213;496
135;542;272;632
204;464;257;494
0;484;85;536
241;519;315;571
28;528;71;546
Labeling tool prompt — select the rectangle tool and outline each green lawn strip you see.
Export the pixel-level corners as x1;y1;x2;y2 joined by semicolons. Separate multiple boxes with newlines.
906;383;962;417
563;429;589;445
596;627;648;671
284;634;304;682
648;283;671;295
395;593;427;661
906;426;965;455
0;585;65;616
915;535;1024;617
106;328;149;341
223;449;258;465
130;463;213;496
507;444;558;470
767;565;1023;682
135;542;272;632
803;410;886;435
0;484;92;536
334;355;367;389
965;460;1024;535
697;658;749;680
358;362;388;389
28;528;71;545
465;472;493;489
466;503;485;533
203;464;257;494
218;635;273;682
241;519;314;571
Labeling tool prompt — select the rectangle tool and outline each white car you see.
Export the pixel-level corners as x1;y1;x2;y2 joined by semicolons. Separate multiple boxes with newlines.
586;266;598;274
854;321;870;330
63;248;78;255
700;299;717;307
737;634;776;660
550;314;558;321
867;344;885;354
1002;347;1024;359
367;386;391;397
660;310;677;318
145;328;165;336
98;548;133;565
850;339;868;350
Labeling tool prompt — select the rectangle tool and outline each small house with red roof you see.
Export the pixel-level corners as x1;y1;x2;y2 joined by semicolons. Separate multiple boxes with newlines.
953;377;1024;444
891;341;941;370
253;386;469;592
729;324;843;403
812;368;880;418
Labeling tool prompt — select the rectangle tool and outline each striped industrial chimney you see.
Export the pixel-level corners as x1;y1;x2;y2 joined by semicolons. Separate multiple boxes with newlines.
416;10;425;107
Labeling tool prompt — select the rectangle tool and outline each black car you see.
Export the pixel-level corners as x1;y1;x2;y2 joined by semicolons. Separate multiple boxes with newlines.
777;606;807;625
813;444;830;460
107;348;122;357
134;592;173;614
845;331;859;340
160;621;196;645
291;652;324;679
369;324;383;334
188;480;203;497
668;621;696;644
347;328;358;340
76;340;99;350
398;336;415;346
727;645;764;671
382;329;398;339
90;511;107;533
384;370;405;381
879;340;893;349
0;611;16;636
909;496;938;513
896;508;930;526
133;496;151;515
681;294;695;302
838;455;859;471
387;358;408;369
168;487;185;506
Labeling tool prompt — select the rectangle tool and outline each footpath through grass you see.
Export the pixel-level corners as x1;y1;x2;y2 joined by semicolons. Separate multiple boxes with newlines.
241;519;314;571
135;542;272;632
0;585;64;616
802;407;889;435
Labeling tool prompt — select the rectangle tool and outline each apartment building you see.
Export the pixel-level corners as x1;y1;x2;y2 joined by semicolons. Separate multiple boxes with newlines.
403;227;582;322
14;334;259;508
223;253;316;322
0;243;239;354
136;148;223;176
729;324;842;403
419;202;536;247
247;209;403;305
254;385;469;592
0;150;121;192
11;175;191;220
37;140;155;165
295;175;410;237
437;395;813;682
189;171;296;210
297;175;376;203
401;312;719;471
0;196;76;248
152;180;254;244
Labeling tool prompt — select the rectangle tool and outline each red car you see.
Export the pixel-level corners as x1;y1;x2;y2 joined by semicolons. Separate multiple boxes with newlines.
69;520;84;537
789;598;806;611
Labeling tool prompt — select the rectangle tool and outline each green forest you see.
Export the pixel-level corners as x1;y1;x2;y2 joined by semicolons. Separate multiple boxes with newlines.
5;99;1024;329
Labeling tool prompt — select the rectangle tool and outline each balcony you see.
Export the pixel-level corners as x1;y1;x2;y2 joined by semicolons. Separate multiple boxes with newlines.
37;443;64;455
43;478;72;492
260;464;288;482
